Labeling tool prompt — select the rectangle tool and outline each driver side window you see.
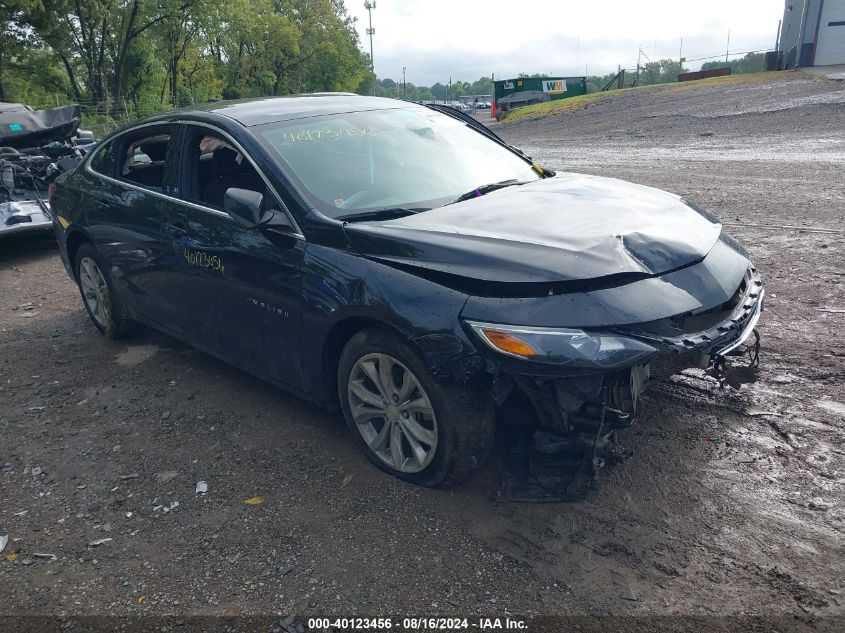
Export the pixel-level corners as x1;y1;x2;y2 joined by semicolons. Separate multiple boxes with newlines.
181;127;266;210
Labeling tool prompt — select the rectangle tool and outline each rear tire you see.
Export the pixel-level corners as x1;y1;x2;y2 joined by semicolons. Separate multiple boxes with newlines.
338;327;494;487
74;242;139;339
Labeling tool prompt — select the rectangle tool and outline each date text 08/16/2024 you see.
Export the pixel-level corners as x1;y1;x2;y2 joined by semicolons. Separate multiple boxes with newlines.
306;618;528;630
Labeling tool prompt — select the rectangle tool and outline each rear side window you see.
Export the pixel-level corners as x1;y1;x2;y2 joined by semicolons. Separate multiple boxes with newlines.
117;128;172;192
89;140;116;177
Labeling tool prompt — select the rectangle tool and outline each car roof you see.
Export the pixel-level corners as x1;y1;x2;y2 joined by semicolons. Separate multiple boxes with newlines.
171;94;418;127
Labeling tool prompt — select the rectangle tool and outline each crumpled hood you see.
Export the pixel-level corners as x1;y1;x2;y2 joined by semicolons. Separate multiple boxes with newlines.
343;173;722;285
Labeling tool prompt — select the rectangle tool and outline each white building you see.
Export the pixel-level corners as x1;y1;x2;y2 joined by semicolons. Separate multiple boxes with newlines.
778;0;845;67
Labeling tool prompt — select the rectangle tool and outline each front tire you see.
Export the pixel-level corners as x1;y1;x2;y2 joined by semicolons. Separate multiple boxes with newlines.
338;328;494;487
74;242;138;339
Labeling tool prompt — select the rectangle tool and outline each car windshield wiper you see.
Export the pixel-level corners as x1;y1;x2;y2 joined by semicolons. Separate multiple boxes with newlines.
447;179;526;205
338;207;428;223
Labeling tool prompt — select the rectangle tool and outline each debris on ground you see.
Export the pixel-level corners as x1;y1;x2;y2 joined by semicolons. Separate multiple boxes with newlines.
195;481;208;494
155;471;178;483
243;496;265;505
152;500;180;513
0;535;7;554
808;499;834;511
88;538;112;547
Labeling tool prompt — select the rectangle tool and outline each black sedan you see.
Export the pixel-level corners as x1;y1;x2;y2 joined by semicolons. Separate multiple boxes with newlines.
50;94;764;488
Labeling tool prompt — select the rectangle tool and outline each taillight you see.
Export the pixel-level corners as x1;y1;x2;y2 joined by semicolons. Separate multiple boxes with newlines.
48;182;57;205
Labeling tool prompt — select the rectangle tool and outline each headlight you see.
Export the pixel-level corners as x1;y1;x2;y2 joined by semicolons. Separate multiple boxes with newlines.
465;321;657;369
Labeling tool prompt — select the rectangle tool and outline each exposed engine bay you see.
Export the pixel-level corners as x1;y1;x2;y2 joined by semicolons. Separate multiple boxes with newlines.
0;102;94;237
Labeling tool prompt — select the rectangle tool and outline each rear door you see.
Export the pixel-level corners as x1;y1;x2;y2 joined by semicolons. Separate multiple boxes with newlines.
84;123;178;326
159;122;307;388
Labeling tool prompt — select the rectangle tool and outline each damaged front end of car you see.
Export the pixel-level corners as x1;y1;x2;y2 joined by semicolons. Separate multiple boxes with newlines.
0;103;93;238
343;173;764;497
460;257;764;503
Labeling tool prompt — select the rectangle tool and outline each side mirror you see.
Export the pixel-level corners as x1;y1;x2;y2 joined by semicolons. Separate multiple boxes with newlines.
224;188;264;227
224;187;294;232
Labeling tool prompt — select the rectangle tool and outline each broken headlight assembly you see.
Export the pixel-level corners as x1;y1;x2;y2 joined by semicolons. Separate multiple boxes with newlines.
465;321;657;370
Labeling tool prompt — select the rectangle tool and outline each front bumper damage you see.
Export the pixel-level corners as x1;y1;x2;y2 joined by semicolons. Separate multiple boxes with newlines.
0;199;52;237
495;269;764;502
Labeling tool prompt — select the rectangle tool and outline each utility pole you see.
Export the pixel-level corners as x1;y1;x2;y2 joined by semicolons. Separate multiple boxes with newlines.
636;48;641;87
402;66;406;100
364;1;376;95
637;47;653;86
726;28;731;63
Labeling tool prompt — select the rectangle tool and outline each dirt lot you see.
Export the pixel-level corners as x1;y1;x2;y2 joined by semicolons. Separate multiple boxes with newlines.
2;71;844;624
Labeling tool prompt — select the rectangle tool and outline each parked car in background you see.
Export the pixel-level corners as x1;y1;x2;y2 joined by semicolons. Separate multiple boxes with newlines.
50;94;764;488
1;102;93;238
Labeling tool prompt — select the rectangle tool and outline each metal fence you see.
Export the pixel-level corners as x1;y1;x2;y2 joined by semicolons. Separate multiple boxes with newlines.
1;81;200;139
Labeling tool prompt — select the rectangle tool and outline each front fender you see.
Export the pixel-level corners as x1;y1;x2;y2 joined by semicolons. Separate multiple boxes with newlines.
300;244;481;404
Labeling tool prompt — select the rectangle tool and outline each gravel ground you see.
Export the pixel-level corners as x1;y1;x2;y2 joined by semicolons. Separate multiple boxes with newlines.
1;71;844;625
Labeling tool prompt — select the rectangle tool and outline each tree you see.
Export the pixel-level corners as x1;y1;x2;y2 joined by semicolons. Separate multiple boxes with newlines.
637;59;686;86
21;1;198;107
469;76;493;96
153;0;211;107
1;1;71;104
0;1;29;101
702;52;764;75
213;0;298;97
270;0;367;95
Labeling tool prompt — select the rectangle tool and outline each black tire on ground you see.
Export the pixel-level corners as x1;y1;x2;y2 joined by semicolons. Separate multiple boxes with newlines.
338;327;495;487
74;242;139;339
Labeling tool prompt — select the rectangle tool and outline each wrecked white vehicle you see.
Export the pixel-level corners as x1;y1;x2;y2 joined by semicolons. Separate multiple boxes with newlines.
0;102;93;237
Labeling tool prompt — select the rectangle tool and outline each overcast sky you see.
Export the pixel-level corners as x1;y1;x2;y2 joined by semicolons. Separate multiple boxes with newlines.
345;0;785;85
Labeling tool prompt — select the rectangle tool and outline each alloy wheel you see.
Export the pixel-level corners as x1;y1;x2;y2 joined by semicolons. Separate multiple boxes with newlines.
78;256;110;327
347;352;438;473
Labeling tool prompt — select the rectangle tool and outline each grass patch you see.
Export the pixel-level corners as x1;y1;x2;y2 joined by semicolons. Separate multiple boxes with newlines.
501;91;609;123
663;70;785;93
500;71;791;123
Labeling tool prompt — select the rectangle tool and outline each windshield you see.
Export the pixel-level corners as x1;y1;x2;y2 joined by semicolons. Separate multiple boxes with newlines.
255;107;540;219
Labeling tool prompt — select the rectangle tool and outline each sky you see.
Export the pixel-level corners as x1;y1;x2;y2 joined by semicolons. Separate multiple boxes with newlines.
344;0;786;85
